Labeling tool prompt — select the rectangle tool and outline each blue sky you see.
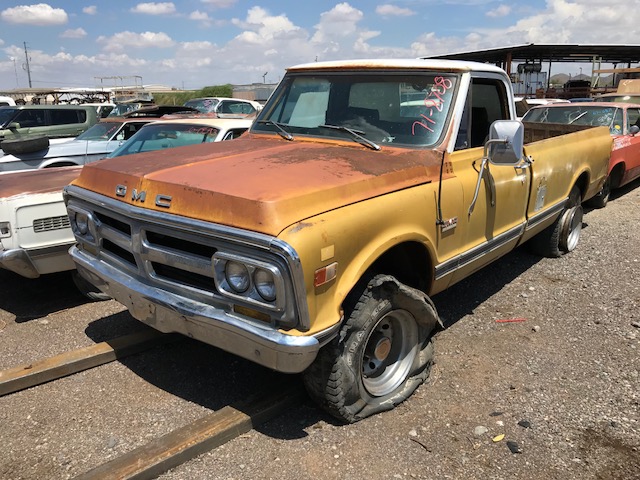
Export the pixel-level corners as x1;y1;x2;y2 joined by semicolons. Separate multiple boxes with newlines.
0;1;637;91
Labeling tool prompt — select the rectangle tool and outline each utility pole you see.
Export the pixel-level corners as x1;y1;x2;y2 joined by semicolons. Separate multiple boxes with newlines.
23;41;32;88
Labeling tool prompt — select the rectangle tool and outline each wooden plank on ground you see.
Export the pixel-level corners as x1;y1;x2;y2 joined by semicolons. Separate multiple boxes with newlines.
0;329;179;396
73;383;305;480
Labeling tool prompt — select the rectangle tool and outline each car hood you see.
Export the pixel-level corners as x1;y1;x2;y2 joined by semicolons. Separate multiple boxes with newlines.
71;135;446;236
0;166;82;198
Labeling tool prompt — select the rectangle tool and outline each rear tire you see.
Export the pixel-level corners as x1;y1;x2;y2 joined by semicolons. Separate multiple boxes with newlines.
529;185;583;258
587;175;610;209
303;275;440;423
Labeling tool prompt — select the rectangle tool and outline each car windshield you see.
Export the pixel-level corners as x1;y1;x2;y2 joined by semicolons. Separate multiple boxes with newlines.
76;122;124;140
107;103;147;117
523;105;624;134
252;71;459;148
0;107;18;128
107;123;220;158
184;98;220;113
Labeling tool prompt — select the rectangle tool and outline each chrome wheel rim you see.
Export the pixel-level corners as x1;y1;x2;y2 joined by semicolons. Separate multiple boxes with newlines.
361;309;419;397
562;205;583;252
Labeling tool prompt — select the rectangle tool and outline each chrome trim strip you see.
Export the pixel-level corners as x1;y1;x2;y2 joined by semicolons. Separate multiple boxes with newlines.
524;198;566;231
435;222;525;280
434;198;568;281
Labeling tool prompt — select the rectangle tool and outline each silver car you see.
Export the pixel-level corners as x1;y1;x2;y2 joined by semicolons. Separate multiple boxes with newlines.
0;117;153;173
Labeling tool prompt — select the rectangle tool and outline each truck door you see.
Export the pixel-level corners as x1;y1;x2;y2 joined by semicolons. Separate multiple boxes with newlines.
447;76;531;285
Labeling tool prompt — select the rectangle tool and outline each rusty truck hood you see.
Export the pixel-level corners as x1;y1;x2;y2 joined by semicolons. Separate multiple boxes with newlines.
0;166;81;198
72;135;445;236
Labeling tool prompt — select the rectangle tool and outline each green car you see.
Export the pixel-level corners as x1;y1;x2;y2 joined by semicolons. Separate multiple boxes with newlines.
0;105;99;145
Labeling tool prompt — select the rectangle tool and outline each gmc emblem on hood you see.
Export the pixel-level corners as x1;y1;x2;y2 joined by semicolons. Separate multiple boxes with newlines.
115;184;172;208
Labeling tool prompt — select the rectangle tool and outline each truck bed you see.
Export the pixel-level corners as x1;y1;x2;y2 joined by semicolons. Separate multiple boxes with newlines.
522;121;595;143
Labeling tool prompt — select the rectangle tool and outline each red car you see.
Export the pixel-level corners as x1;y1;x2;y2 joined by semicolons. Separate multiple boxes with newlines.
523;102;640;207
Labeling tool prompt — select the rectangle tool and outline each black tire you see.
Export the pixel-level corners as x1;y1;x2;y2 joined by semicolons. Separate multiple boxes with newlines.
587;175;610;209
71;271;111;301
0;135;49;155
303;274;441;423
528;185;583;258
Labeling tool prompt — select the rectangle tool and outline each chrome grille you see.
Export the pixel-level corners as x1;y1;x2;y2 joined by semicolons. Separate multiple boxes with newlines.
64;185;310;330
33;215;71;233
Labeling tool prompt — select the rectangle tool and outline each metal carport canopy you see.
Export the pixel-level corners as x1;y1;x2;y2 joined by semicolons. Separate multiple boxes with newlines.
426;43;640;74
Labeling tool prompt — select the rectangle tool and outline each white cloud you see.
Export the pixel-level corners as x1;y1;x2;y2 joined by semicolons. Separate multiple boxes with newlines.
189;10;210;21
376;4;416;17
486;4;511;18
131;3;176;15
311;3;364;43
1;3;68;25
200;0;236;8
83;5;97;15
189;10;212;27
61;28;88;39
231;6;299;38
97;31;176;52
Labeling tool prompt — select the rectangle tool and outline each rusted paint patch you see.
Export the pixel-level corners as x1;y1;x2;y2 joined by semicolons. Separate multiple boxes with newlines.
73;136;451;236
0;166;81;198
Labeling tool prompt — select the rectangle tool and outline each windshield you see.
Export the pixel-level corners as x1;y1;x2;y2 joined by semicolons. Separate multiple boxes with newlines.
107;123;220;158
108;103;146;117
0;107;18;128
523;105;625;134
184;98;220;113
252;71;459;148
76;122;124;140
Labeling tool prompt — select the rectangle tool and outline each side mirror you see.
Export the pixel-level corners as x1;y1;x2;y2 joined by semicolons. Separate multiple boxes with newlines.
629;125;640;135
486;120;524;165
7;122;20;130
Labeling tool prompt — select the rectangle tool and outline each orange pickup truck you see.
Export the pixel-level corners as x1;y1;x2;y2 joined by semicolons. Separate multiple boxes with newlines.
64;59;611;422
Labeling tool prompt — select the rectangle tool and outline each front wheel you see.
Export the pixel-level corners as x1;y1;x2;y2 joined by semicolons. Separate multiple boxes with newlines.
71;271;111;301
303;275;441;423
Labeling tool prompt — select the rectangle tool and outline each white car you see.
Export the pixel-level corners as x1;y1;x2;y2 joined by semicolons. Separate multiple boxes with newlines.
0;166;80;279
0;117;253;294
183;97;262;116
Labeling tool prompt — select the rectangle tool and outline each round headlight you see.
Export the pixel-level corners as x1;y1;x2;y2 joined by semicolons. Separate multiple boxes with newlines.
75;212;89;235
254;268;276;302
225;261;250;293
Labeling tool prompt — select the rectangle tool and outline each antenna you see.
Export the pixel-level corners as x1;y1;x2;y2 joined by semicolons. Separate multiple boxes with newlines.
22;41;33;88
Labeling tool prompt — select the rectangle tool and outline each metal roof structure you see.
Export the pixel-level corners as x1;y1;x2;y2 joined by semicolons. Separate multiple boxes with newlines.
427;43;640;75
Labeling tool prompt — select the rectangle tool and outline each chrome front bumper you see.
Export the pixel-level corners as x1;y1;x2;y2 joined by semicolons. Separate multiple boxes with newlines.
70;245;332;373
0;244;74;278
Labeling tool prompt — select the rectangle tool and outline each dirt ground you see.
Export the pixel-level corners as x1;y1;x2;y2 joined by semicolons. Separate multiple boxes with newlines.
1;181;639;480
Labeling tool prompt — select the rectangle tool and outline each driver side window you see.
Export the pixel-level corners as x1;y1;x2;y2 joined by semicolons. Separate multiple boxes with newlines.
455;78;510;150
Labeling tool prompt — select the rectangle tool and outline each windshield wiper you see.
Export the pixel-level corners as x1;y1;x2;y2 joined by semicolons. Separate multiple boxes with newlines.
568;111;588;124
318;124;380;151
256;120;294;141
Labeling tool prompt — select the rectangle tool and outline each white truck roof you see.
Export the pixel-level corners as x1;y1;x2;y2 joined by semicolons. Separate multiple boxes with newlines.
287;58;508;75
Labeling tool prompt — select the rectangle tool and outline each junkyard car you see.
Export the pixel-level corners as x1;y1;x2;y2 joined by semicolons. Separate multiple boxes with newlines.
0;105;99;144
183;97;262;116
0;106;202;173
0;118;153;173
523;101;640;207
107;117;253;158
0;117;252;291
